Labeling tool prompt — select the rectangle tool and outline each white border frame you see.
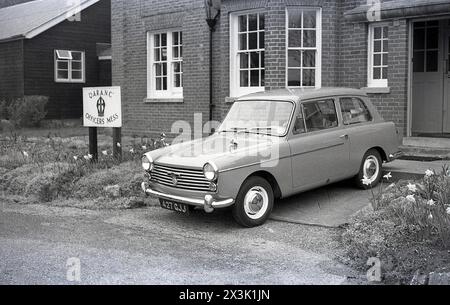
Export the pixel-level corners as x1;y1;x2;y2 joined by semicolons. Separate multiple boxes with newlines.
54;50;85;83
367;22;389;88
229;9;266;98
147;30;183;100
285;7;322;89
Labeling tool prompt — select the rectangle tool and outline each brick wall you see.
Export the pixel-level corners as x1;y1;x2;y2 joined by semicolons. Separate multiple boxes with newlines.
113;0;409;137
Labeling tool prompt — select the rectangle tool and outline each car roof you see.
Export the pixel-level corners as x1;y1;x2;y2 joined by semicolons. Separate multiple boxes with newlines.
237;87;367;102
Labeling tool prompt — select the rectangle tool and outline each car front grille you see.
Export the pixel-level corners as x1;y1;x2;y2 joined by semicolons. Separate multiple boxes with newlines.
151;163;211;192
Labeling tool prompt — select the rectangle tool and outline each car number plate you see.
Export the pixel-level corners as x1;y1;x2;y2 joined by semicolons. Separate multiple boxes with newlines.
160;199;190;215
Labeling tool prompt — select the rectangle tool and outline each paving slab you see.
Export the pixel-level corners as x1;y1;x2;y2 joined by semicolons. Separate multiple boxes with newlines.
270;181;371;228
384;160;450;181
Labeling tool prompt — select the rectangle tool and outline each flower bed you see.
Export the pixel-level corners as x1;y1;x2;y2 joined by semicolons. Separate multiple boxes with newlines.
0;133;168;210
343;168;450;284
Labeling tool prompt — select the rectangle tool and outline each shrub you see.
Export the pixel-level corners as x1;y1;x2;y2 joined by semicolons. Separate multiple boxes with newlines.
7;96;48;128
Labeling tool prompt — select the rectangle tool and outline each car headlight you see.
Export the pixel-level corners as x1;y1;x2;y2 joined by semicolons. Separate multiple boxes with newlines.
142;155;153;172
203;162;218;181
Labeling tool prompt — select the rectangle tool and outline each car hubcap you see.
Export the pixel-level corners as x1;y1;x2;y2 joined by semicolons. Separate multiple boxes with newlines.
363;155;380;184
243;187;269;220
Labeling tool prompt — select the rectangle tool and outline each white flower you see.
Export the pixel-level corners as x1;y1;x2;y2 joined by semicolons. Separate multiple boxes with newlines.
116;142;121;148
83;155;90;161
84;154;93;161
88;154;93;159
73;156;78;161
406;195;416;203
446;207;450;215
407;183;417;193
427;199;436;207
129;148;135;153
425;169;434;178
383;172;392;180
362;176;372;186
428;213;433;220
142;145;147;150
102;150;108;156
23;151;29;158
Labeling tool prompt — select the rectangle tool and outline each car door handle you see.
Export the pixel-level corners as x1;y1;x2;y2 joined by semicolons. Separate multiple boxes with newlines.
340;134;349;140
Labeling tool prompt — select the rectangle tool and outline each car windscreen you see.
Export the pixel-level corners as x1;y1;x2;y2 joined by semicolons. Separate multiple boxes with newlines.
218;100;294;136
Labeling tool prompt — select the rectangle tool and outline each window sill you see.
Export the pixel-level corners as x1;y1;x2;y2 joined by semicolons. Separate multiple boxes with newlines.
144;98;184;104
361;87;391;94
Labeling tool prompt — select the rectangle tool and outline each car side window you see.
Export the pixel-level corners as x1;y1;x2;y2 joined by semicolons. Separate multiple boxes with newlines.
293;111;306;135
339;97;372;125
302;99;338;132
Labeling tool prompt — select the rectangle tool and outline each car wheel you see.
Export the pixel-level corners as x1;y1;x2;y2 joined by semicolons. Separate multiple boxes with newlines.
355;149;383;189
232;176;274;228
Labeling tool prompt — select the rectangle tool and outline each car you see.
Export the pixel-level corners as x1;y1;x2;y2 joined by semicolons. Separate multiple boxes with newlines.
141;88;402;227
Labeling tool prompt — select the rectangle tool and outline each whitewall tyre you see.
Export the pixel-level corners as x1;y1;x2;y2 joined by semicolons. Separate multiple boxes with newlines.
356;149;383;189
232;176;274;228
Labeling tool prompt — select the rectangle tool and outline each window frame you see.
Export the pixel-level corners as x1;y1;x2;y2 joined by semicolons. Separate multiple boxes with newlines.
54;50;85;83
368;23;389;88
230;9;266;98
300;98;339;133
285;7;322;89
147;30;183;100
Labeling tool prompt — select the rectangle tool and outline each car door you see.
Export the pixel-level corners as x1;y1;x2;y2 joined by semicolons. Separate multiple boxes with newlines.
289;98;351;191
338;96;375;175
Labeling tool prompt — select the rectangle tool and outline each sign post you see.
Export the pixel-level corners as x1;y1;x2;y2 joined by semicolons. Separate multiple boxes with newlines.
83;86;122;161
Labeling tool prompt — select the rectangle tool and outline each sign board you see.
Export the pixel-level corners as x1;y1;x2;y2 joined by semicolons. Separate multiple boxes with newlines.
83;86;122;128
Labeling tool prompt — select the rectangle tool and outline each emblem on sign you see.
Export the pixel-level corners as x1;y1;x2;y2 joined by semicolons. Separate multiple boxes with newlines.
168;172;181;186
97;96;106;117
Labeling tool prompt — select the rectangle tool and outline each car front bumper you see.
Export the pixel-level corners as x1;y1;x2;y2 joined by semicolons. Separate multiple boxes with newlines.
141;182;235;213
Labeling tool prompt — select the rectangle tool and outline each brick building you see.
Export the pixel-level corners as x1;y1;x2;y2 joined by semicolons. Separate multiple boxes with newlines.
112;0;450;142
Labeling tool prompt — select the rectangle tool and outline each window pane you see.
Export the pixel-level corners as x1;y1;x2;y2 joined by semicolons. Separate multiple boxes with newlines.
239;15;247;32
162;63;167;75
249;32;257;49
374;40;382;52
340;98;372;125
382;40;388;53
248;14;258;31
161;33;167;46
414;28;425;50
240;53;249;69
72;61;82;70
161;47;167;60
173;47;179;59
250;70;259;87
250;52;259;68
373;67;381;79
374;27;382;39
303;30;316;47
413;51;425;72
156;63;162;76
154;34;160;47
303;10;316;28
57;61;68;70
174;62;181;73
259;32;265;49
259;14;265;30
261;51;265;68
57;70;68;79
239;33;247;50
261;69;265;86
374;54;382;66
427;50;438;72
288;50;301;67
71;52;82;60
302;69;315;87
162;77;167;90
288;10;302;28
304;100;338;131
72;70;82;80
240;70;249;87
427;27;439;49
288;69;301;87
56;50;72;60
173;32;179;45
155;49;160;61
156;78;161;90
288;30;302;47
303;50;316;67
383;54;388;65
174;74;181;88
383;27;388;39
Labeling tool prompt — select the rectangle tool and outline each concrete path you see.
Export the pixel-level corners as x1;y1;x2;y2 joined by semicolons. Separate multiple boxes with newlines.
271;181;371;228
384;159;450;181
0;202;359;285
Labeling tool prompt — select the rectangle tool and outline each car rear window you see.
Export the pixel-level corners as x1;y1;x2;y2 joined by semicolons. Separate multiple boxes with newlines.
339;97;372;125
